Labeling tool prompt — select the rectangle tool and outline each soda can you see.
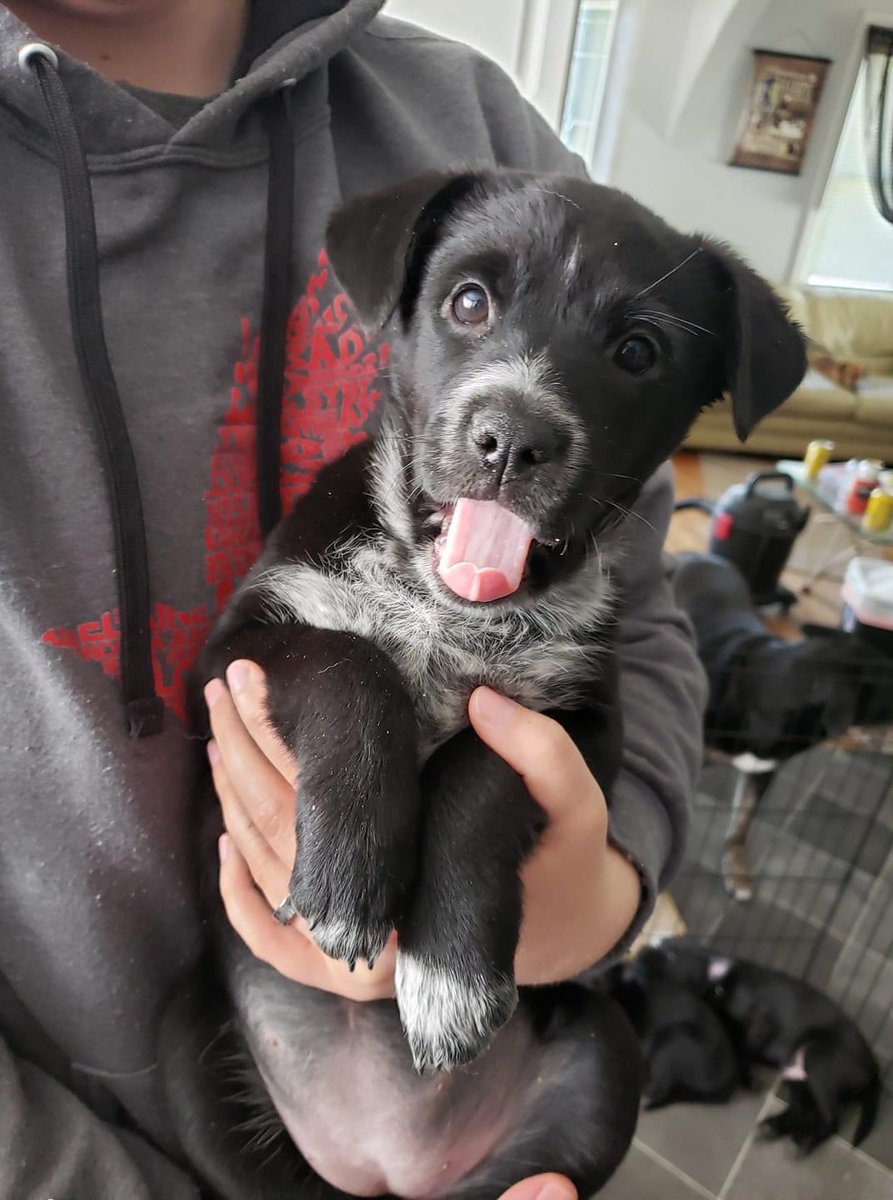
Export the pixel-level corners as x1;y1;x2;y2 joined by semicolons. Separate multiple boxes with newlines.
803;439;835;482
862;488;893;534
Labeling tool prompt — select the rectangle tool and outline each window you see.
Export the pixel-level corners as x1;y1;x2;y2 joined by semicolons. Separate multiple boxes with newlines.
560;1;620;166
798;52;893;293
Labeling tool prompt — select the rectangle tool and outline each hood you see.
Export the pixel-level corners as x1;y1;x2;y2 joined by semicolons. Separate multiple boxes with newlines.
0;0;385;155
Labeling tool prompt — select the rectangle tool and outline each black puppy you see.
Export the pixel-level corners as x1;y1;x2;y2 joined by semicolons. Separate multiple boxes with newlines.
605;947;743;1109
657;939;881;1153
671;553;893;897
671;553;891;762
161;170;805;1200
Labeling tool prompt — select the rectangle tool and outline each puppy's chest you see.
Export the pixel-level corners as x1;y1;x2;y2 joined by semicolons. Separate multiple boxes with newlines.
258;542;607;756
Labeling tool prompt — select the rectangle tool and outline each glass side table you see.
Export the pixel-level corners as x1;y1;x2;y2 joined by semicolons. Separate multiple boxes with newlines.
777;459;893;592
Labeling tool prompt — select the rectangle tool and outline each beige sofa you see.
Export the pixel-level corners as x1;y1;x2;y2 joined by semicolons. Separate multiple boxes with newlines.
686;287;893;460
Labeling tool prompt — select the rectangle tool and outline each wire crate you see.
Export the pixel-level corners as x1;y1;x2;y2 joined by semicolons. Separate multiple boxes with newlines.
672;712;893;1084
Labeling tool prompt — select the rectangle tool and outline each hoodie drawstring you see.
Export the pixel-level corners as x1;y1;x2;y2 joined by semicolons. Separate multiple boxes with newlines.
257;85;296;538
22;43;163;739
20;44;296;736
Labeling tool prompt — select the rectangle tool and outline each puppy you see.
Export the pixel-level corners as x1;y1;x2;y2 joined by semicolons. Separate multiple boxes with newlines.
671;553;891;762
671;553;893;897
656;939;881;1153
605;947;743;1109
161;170;805;1200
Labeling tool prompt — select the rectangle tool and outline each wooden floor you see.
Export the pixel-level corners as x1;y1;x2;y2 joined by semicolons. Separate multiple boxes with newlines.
668;450;852;637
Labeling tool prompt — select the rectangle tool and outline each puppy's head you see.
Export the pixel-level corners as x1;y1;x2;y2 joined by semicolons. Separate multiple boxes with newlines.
327;170;805;608
797;627;893;729
646;937;716;991
629;946;676;984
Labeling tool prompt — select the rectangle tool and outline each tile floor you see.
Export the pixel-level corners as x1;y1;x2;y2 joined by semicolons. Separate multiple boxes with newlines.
601;1083;893;1199
639;746;893;1199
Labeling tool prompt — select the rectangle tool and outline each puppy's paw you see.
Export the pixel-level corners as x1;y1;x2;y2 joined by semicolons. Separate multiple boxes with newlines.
286;869;397;968
792;1131;825;1158
757;1113;789;1141
395;952;518;1072
722;848;753;903
308;908;393;969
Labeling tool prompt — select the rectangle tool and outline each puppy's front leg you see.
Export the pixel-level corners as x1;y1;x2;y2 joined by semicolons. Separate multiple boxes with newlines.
201;622;420;967
395;727;544;1071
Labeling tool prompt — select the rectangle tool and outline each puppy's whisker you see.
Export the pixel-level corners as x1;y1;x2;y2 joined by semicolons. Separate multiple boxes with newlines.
646;316;701;338
595;496;655;533
631;310;717;338
527;186;582;211
629;246;702;302
588;494;646;534
590;471;643;485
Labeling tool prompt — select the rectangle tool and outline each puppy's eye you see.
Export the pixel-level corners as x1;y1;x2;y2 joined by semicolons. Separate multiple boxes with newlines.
614;335;658;375
451;285;490;326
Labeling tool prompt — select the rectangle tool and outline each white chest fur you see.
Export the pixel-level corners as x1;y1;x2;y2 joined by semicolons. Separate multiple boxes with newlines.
253;537;613;758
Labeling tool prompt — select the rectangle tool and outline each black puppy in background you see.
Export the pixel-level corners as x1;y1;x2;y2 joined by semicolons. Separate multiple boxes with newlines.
605;946;744;1109
671;553;893;897
657;939;881;1154
671;553;890;762
160;170;806;1200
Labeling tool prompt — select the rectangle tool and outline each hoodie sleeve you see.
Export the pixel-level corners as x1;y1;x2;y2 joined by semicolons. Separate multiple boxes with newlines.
467;51;593;178
606;463;706;948
0;1038;200;1200
468;55;708;939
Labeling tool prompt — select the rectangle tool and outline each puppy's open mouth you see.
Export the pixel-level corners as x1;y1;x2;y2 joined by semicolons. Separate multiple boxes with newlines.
432;498;536;603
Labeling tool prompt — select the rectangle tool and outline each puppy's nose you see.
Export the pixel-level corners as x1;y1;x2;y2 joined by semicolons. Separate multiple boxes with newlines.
469;408;562;482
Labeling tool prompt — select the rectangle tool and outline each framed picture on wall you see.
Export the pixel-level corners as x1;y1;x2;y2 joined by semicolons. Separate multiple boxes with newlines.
731;50;831;175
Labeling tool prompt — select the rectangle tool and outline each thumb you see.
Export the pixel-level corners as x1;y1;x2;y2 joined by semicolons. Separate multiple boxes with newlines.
225;660;297;784
468;687;595;821
496;1174;577;1200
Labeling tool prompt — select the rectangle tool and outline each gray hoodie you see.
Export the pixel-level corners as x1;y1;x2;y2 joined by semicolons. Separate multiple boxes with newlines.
0;2;706;1194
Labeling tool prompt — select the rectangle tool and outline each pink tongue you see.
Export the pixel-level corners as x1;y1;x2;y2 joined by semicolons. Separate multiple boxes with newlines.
438;498;535;602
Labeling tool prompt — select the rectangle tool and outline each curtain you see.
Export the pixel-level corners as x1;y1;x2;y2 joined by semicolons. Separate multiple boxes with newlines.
865;25;893;224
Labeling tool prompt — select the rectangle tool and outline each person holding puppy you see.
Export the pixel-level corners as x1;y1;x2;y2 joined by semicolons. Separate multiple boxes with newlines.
0;2;706;1196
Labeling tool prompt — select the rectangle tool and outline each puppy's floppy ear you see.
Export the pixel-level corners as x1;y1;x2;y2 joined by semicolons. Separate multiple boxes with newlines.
325;170;484;330
706;242;807;440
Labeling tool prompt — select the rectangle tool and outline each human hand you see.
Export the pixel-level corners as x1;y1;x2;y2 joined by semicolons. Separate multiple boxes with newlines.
206;665;639;997
205;662;397;1002
469;687;642;984
496;1174;577;1200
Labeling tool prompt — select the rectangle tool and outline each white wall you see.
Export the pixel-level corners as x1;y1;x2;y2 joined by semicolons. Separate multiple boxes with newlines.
385;1;893;280
385;0;527;77
604;0;893;279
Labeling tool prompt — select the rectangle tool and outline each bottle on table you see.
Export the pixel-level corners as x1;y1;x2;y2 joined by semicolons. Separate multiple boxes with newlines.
846;460;883;517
